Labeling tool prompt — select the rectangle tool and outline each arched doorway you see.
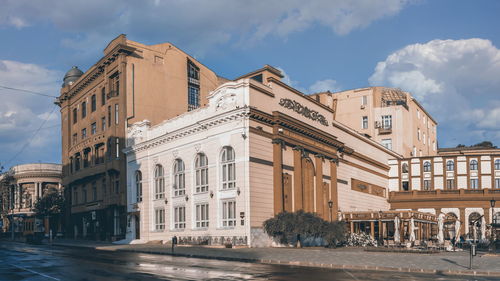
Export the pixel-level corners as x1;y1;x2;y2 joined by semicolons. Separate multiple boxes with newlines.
444;213;458;240
468;212;482;241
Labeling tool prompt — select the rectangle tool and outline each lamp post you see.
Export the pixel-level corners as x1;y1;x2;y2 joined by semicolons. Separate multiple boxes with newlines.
378;210;384;246
491;199;496;253
328;200;333;222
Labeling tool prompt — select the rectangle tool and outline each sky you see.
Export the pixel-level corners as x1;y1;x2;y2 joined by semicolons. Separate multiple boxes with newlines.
0;0;499;170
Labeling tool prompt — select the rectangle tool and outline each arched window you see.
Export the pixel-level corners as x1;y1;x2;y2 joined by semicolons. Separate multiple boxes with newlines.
173;159;185;196
401;163;408;173
221;146;235;190
468;212;482;241
135;170;142;202
154;165;164;199
495;159;500;170
470;160;478;170
423;161;431;172
446;160;454;171
195;153;208;193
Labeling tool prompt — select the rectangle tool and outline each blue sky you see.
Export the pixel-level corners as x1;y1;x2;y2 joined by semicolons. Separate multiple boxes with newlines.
1;0;499;170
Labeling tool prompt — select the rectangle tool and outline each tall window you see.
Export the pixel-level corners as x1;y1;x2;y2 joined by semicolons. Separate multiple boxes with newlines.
423;161;431;172
222;200;236;227
135;171;142;202
423;180;431;191
470;178;479;189
115;104;119;125
417;128;421;141
101;117;106;131
423;133;426;144
470;160;478;170
101;87;106;105
73;188;78;205
73;108;77;124
187;60;200;111
155;208;165;231
81;128;87;139
154;165;165;199
188;86;200;111
91;94;96;112
108;106;111;127
195;203;209;228
174;206;186;229
361;96;367;106
114;179;120;194
361;116;368;129
115;138;120;159
494;159;500;170
81;101;87;118
91;122;97;135
381;115;392;129
446;160;454;171
495;178;500;189
173;159;185;196
446;179;455;190
83;185;87;203
381;139;392;150
221;146;236;190
195;153;208;193
92;181;97;201
72;133;78;145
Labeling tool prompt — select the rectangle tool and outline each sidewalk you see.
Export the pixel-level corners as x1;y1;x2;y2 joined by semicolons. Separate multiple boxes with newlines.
48;239;500;277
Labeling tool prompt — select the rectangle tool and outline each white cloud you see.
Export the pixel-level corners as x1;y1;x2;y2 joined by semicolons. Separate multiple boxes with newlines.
0;60;62;168
0;0;411;55
369;38;500;147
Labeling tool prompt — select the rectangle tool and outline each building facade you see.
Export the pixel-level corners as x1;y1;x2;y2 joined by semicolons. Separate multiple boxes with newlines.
314;87;438;158
388;147;500;240
125;66;401;246
0;163;62;235
56;35;222;241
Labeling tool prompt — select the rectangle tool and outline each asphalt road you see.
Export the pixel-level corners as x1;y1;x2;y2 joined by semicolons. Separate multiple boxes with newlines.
0;242;497;281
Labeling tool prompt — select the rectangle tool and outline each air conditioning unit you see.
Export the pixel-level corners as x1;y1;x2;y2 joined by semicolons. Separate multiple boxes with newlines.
374;121;381;128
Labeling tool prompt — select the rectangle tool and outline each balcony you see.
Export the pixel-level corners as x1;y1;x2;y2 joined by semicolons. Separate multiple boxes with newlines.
378;126;392;135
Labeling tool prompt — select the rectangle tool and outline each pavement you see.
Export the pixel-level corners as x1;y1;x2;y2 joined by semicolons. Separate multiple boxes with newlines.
41;238;500;278
3;241;494;281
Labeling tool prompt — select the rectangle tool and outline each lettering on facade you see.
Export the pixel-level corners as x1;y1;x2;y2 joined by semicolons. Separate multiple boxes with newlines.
279;98;329;126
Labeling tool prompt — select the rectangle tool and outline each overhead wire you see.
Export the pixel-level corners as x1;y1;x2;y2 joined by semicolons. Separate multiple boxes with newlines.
0;84;58;98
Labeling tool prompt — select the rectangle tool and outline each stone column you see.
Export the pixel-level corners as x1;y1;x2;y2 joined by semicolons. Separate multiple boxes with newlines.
314;154;324;218
370;221;375;239
483;207;490;224
272;139;284;215
293;147;303;211
329;158;339;221
459;208;466;235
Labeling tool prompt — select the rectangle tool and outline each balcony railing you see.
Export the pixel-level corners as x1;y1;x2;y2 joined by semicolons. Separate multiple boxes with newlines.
389;188;500;202
378;126;392;134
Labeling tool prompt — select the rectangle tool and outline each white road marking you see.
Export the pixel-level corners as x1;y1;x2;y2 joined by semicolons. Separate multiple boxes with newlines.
8;263;61;281
342;268;360;281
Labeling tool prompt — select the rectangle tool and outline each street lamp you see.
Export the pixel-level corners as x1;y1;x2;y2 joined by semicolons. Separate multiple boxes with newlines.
378;210;384;246
328;200;333;222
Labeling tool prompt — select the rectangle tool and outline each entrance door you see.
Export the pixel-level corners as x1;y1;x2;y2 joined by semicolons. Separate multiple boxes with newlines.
135;214;140;239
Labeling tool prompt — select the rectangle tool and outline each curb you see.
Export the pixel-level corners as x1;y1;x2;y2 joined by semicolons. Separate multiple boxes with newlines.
44;243;500;278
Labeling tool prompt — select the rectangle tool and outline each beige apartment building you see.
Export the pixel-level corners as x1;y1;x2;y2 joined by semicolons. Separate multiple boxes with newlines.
56;34;221;241
313;87;437;158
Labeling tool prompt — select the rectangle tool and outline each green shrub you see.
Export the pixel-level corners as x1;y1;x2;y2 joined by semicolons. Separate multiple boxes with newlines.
263;210;347;247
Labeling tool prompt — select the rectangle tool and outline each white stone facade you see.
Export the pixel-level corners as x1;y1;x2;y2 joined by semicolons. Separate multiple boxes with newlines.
124;81;251;246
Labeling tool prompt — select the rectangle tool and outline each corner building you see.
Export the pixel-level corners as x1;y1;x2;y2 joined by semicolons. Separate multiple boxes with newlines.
313;87;438;158
57;35;221;240
125;66;401;246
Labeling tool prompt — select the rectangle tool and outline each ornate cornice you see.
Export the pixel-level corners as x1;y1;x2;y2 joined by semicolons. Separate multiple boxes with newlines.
125;108;250;154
